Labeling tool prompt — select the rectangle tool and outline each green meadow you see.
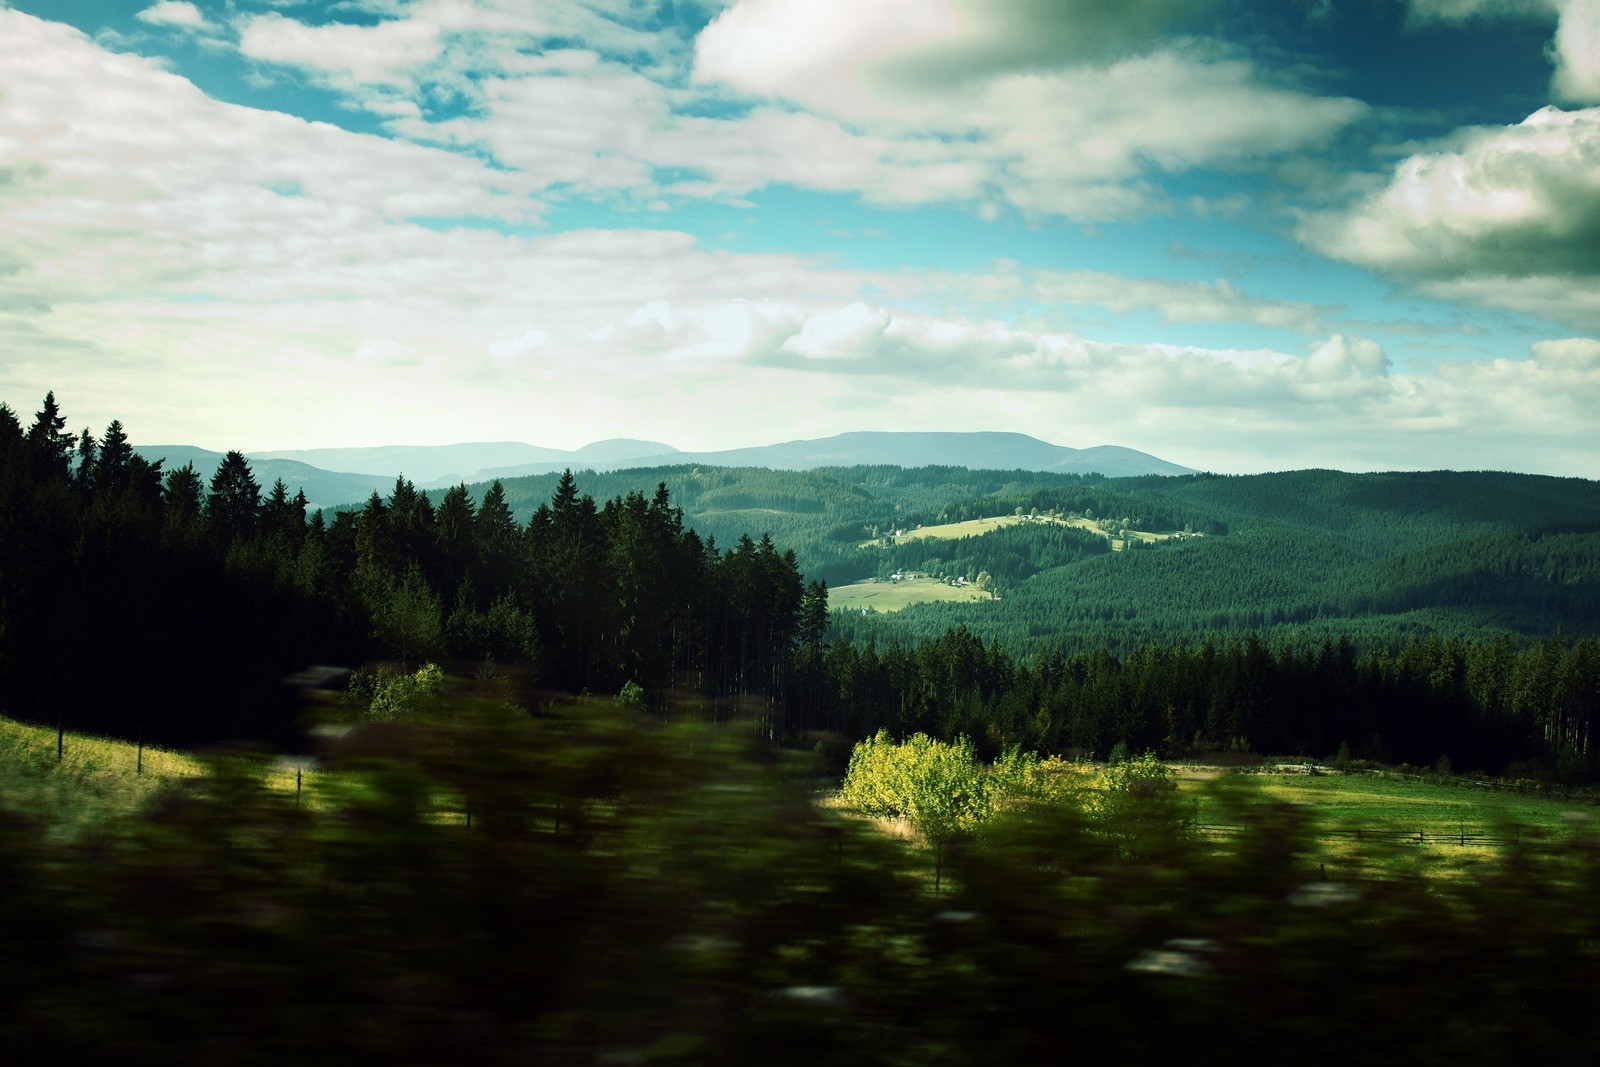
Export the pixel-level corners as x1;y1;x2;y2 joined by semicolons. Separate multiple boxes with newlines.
0;716;203;840
829;575;998;612
0;716;328;839
10;709;1594;885
1179;766;1597;881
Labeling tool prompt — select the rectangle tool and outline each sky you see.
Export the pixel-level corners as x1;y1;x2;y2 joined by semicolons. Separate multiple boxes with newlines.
1;0;1597;476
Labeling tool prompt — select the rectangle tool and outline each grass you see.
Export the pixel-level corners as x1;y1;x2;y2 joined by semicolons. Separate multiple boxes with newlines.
0;716;339;837
829;575;998;613
0;716;205;841
1178;767;1596;881
11;707;1598;887
870;513;1176;551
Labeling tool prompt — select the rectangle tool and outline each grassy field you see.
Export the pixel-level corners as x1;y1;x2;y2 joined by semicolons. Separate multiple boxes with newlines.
871;512;1175;551
1178;767;1596;881
0;716;329;840
0;716;206;840
10;709;1596;886
829;575;998;613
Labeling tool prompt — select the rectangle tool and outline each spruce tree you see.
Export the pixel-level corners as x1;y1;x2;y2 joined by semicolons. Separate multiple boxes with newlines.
25;391;76;480
205;450;260;543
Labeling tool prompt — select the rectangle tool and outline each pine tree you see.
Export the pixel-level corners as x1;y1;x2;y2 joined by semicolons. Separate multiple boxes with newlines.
26;391;76;480
162;462;205;536
93;419;133;493
205;450;260;543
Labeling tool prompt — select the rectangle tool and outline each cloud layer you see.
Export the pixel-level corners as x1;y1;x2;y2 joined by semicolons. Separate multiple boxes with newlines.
1302;106;1600;329
0;2;1596;477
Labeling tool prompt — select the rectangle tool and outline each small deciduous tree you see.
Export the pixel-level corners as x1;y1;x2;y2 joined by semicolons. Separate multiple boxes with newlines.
1085;750;1183;855
842;731;999;888
352;662;444;722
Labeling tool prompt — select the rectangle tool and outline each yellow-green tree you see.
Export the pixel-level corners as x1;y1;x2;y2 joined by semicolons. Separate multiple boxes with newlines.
843;731;1055;887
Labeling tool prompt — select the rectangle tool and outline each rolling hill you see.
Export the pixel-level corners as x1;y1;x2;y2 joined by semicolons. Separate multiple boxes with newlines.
134;432;1191;510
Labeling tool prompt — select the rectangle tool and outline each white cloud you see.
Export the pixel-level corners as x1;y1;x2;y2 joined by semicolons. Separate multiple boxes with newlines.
4;5;1595;475
238;11;448;86
1552;0;1600;103
692;0;957;101
694;0;1224;98
1301;106;1600;328
136;2;211;31
1406;0;1600;104
695;10;1365;220
1530;335;1600;370
1028;271;1332;332
219;0;1363;222
488;328;547;359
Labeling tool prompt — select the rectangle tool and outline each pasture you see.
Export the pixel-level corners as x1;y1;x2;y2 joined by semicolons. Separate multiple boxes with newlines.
0;716;204;841
829;575;997;613
871;512;1175;551
1179;766;1596;880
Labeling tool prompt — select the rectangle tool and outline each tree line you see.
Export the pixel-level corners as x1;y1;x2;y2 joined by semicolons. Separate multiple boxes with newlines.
793;626;1600;782
0;394;814;746
6;391;1599;780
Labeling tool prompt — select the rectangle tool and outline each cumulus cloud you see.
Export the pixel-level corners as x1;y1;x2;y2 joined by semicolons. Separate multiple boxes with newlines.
694;8;1365;220
237;11;449;86
1028;271;1333;332
1406;0;1600;104
1301;106;1600;328
1552;0;1600;102
217;0;1366;222
5;4;1595;474
136;2;211;31
694;0;1223;98
752;300;1394;411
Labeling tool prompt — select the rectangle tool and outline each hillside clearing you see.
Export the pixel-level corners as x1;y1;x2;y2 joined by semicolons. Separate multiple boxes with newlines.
867;512;1178;551
830;576;998;613
0;716;205;840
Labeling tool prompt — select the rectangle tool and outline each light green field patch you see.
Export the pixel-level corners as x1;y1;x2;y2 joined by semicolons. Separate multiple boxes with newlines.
830;576;998;613
1232;771;1586;832
1180;769;1596;880
867;513;1175;552
0;716;206;841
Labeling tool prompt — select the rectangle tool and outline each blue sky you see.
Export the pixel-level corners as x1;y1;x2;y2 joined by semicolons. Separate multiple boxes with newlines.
2;0;1597;475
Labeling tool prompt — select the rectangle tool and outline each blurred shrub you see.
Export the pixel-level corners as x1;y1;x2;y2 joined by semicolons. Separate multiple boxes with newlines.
2;697;1599;1065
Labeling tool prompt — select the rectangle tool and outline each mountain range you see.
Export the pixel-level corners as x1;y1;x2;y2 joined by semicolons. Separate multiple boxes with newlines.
136;432;1193;510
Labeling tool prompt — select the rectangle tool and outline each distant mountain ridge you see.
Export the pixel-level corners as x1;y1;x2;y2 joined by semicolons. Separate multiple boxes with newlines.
135;432;1191;510
474;432;1191;482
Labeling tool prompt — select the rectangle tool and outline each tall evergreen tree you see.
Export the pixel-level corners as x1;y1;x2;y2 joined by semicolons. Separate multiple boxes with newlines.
162;462;205;537
205;450;260;542
25;391;76;480
93;419;133;494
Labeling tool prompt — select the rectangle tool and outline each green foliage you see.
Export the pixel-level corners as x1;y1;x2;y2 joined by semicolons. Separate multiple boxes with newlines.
365;562;445;663
841;731;1074;844
842;730;991;842
8;693;1600;1062
1084;750;1185;854
616;679;646;712
350;661;444;722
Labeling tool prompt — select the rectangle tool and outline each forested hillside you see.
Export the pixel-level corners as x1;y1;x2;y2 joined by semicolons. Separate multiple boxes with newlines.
0;394;814;747
5;391;1600;782
467;463;1600;652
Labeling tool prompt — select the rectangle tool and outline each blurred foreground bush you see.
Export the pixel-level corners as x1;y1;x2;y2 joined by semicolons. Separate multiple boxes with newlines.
2;697;1599;1065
